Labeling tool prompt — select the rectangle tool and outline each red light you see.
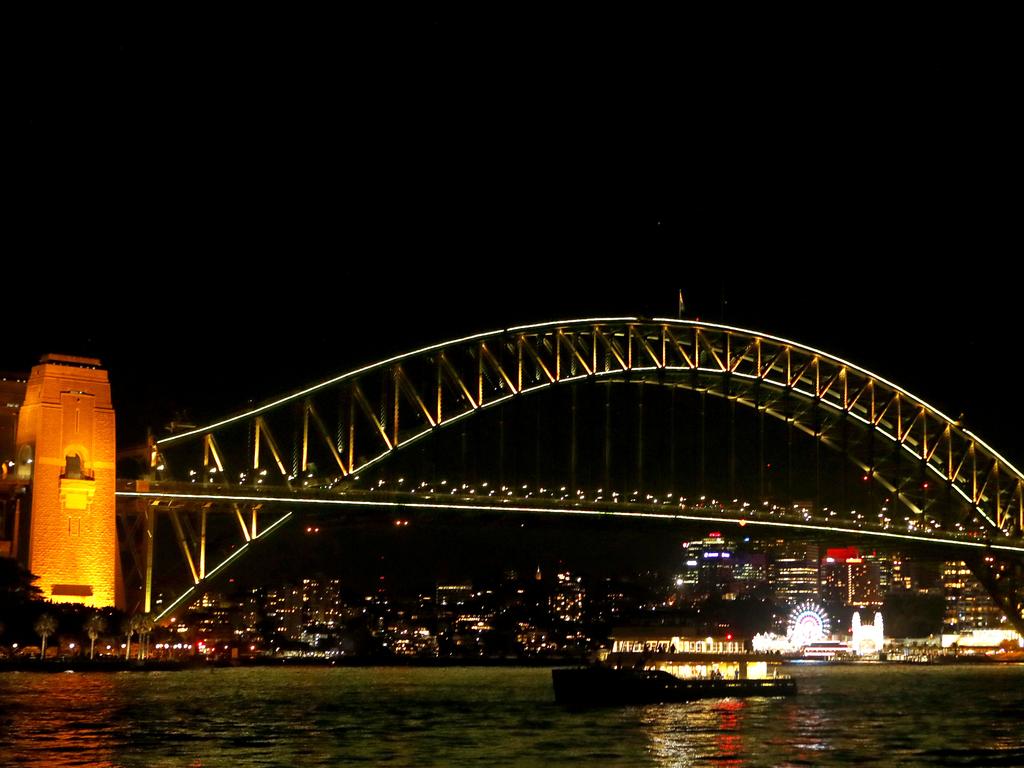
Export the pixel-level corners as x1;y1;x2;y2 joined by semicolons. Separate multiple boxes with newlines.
726;633;733;641
862;474;870;482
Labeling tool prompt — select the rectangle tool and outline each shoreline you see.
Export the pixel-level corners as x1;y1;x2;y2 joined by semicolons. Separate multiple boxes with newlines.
0;656;584;673
3;655;1021;673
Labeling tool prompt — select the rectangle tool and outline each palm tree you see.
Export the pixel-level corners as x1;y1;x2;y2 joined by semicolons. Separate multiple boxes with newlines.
135;614;155;660
34;614;57;660
84;614;107;660
121;616;135;660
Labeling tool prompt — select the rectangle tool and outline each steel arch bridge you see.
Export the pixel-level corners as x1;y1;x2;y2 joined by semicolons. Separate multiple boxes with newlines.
115;317;1024;631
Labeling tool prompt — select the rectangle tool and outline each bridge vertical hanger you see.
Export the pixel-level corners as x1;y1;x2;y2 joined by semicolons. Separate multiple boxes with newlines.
603;383;611;492
669;387;676;492
570;386;577;493
498;405;505;490
393;368;401;448
534;401;541;489
301;401;310;474
144;506;155;613
348;386;356;473
699;389;706;498
726;334;736;499
199;502;208;580
812;357;822;511
636;383;644;492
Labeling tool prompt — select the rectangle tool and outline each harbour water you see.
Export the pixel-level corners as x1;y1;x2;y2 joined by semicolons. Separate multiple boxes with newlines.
1;664;1022;766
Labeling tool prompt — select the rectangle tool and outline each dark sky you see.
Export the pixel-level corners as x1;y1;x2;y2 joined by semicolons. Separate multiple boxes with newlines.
8;16;1018;590
9;16;1017;461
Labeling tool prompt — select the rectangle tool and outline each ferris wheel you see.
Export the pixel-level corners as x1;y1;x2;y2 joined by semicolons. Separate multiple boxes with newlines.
787;601;831;648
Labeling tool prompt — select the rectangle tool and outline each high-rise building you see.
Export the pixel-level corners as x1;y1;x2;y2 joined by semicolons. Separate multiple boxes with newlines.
765;541;819;603
847;559;882;607
265;584;304;640
550;571;585;623
676;532;736;597
732;553;769;594
436;583;473;611
820;547;882;607
942;561;1004;631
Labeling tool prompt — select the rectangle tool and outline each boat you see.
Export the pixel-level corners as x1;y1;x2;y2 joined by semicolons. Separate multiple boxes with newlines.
552;627;796;708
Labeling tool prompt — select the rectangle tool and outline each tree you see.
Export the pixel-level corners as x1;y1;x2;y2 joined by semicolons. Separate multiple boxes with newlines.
84;614;107;660
121;616;136;660
0;559;42;605
135;614;155;660
34;614;57;660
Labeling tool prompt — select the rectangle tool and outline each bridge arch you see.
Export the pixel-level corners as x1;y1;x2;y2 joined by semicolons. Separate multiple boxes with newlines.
157;317;1024;543
134;318;1024;629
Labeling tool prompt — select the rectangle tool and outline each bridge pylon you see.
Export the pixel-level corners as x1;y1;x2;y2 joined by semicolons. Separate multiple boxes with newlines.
15;355;120;608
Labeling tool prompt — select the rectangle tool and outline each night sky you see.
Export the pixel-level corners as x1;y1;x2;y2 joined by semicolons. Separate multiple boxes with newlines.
9;16;1017;591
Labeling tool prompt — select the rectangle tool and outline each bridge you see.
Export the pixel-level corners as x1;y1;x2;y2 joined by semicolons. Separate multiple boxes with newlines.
5;318;1024;633
117;317;1024;632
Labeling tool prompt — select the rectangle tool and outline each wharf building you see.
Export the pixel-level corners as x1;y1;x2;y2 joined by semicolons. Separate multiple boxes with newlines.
605;627;780;681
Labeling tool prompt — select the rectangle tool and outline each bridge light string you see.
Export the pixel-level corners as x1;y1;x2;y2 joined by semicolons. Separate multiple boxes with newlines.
153;511;293;621
157;317;639;445
115;491;1024;555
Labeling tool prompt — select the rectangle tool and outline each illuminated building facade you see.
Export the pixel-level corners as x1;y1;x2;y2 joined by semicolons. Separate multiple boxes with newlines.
606;627;780;681
768;541;820;603
850;610;884;655
550;570;585;623
731;552;769;594
262;578;344;642
943;560;1004;631
14;355;118;607
820;547;883;607
676;532;743;597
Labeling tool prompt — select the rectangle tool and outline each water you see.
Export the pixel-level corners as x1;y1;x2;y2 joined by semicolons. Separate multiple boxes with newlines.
1;664;1022;767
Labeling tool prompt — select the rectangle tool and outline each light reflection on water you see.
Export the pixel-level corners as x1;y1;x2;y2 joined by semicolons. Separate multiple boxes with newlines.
0;665;1022;767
